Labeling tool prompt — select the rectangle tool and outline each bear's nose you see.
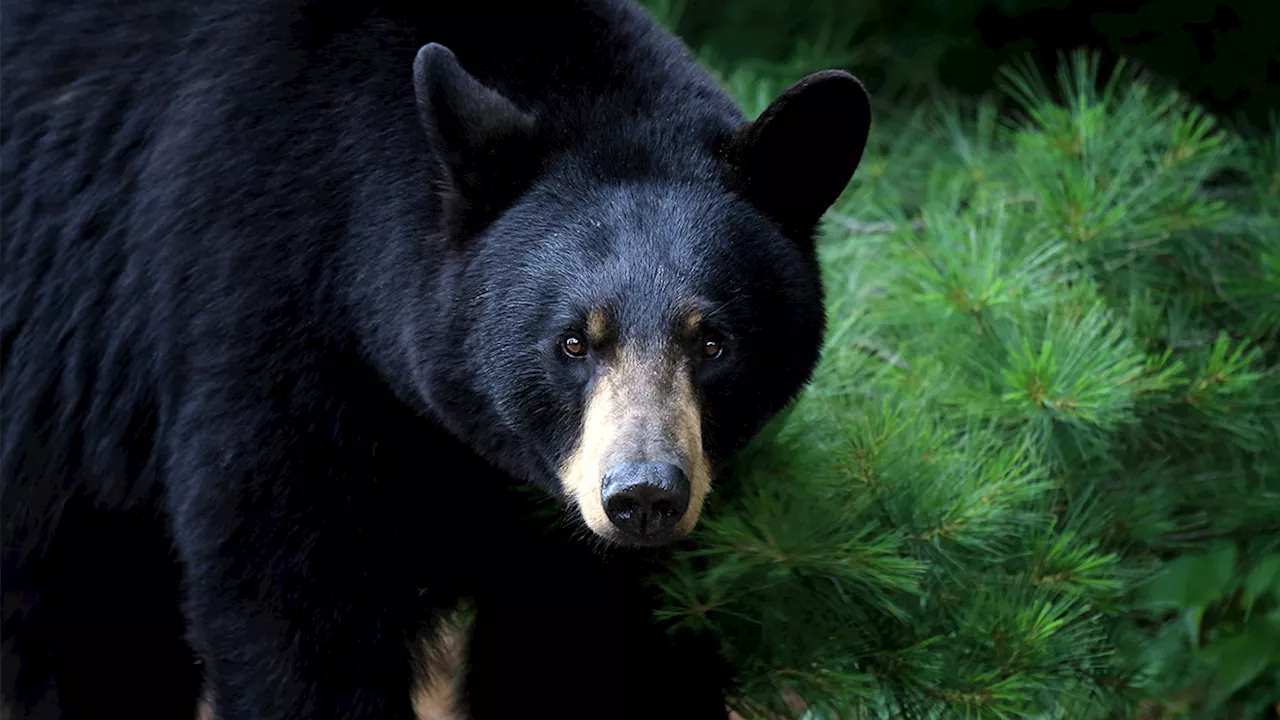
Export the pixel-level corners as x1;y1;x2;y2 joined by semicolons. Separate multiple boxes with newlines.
601;461;690;542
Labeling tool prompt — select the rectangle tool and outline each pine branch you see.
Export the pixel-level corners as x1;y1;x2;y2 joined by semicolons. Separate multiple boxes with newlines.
661;45;1280;720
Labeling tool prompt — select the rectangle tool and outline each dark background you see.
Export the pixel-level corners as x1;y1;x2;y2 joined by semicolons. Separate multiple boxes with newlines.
660;0;1279;135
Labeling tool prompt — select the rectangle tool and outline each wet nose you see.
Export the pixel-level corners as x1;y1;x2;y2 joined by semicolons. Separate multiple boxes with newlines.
600;461;690;542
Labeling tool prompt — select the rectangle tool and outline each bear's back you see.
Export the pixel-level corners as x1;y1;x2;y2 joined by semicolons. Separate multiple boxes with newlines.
1;0;200;516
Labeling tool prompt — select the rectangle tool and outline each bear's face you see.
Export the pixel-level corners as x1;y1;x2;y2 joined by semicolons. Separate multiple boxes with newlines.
464;179;825;546
410;44;870;547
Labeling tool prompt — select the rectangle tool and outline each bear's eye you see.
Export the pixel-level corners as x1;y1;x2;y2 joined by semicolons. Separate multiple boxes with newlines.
562;335;587;358
702;336;723;360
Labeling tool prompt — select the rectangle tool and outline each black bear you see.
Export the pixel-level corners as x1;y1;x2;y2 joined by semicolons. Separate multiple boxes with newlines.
0;0;871;718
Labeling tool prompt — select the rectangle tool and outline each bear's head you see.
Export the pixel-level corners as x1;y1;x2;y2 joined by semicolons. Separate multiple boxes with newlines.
407;42;870;547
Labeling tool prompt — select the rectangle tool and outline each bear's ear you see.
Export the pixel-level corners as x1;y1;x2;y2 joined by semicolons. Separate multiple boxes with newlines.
413;43;540;234
723;70;871;237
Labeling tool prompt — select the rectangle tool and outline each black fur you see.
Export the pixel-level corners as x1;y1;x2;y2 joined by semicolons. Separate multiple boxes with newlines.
0;1;871;718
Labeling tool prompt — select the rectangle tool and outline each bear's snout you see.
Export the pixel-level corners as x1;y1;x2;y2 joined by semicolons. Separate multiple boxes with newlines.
557;339;712;545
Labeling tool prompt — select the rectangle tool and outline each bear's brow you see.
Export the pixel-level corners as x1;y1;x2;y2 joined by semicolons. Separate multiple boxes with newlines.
583;295;715;347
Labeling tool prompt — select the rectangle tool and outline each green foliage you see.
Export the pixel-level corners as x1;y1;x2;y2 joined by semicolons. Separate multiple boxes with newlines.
644;32;1280;720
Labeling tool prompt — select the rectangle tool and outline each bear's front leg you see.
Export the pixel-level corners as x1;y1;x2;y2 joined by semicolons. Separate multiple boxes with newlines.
163;396;433;720
170;496;420;720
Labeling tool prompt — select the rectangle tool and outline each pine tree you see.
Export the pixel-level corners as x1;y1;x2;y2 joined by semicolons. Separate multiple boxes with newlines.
641;14;1280;717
